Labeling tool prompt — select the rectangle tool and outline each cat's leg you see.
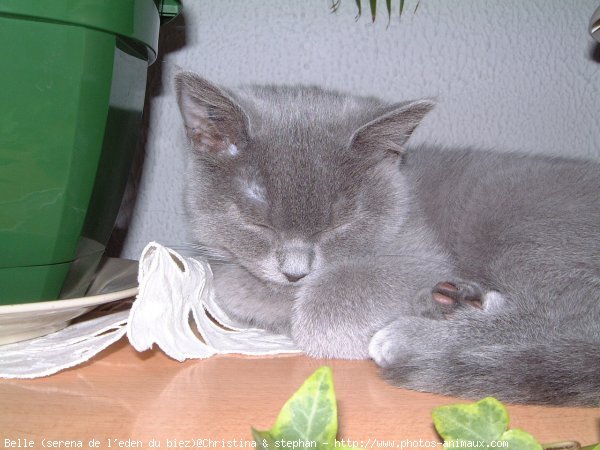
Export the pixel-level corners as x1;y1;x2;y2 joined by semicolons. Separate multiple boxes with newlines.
368;243;600;404
211;264;296;335
369;302;504;370
290;259;451;359
368;299;600;405
367;313;541;402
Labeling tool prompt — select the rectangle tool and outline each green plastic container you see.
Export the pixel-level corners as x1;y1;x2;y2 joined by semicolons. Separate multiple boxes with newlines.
0;0;181;304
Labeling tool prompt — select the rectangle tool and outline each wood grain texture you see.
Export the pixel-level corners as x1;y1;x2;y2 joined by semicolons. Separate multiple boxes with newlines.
1;338;598;447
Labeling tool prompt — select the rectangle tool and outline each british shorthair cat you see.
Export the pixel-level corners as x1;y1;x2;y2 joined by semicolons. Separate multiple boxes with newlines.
175;72;600;406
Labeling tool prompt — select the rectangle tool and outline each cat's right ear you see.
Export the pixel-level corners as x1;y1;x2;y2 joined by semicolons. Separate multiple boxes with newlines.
175;72;249;155
349;100;434;158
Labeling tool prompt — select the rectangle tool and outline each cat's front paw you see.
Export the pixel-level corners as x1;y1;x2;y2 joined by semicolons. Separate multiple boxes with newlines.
291;263;390;359
369;324;406;367
368;317;434;367
291;316;371;359
291;289;374;359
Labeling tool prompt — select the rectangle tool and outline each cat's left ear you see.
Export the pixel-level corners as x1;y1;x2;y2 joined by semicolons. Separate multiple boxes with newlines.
350;100;434;157
175;72;250;155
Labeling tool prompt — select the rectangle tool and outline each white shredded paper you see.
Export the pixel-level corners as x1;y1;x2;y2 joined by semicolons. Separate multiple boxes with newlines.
0;242;299;378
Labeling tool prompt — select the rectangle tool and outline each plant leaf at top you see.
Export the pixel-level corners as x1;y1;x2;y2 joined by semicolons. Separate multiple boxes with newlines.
354;0;362;17
369;0;377;22
341;0;419;22
413;0;420;15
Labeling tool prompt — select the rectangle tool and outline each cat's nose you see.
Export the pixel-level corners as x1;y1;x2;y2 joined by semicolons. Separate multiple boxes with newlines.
283;272;307;283
278;240;314;283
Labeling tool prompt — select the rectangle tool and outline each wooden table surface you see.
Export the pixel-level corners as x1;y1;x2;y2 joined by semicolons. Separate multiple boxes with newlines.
1;338;599;448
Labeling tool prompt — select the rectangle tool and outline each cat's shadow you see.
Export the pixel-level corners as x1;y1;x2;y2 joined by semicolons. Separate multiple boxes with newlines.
107;13;188;256
588;42;600;63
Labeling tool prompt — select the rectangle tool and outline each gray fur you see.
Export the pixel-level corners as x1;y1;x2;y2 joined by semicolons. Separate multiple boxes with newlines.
175;72;600;406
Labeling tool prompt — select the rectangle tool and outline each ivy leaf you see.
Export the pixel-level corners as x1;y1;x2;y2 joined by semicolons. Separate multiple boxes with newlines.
252;366;337;448
433;397;542;450
432;397;509;443
502;429;544;449
251;429;277;450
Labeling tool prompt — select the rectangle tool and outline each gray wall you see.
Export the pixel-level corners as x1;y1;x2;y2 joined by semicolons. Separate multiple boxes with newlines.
115;0;600;260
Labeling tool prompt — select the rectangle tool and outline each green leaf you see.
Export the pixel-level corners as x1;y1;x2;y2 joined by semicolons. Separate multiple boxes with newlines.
502;429;543;450
369;0;376;22
385;0;392;21
399;0;405;17
413;0;420;14
252;366;338;448
581;445;600;450
433;397;509;443
354;0;362;17
433;397;542;450
252;429;277;450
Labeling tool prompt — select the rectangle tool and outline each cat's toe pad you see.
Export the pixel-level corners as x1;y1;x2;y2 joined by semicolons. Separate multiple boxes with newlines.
431;279;505;316
432;280;484;309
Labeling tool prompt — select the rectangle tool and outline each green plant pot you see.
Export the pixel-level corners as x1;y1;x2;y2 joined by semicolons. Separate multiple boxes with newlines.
0;0;180;305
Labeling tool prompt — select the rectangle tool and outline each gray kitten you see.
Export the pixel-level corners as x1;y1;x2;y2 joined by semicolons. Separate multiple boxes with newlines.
175;72;600;406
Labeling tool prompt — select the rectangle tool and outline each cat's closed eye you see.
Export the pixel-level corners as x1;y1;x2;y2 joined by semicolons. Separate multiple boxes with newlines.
244;221;276;234
309;219;356;239
251;222;274;231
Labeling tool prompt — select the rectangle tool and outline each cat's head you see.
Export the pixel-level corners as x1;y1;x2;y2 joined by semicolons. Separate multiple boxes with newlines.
175;72;433;286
